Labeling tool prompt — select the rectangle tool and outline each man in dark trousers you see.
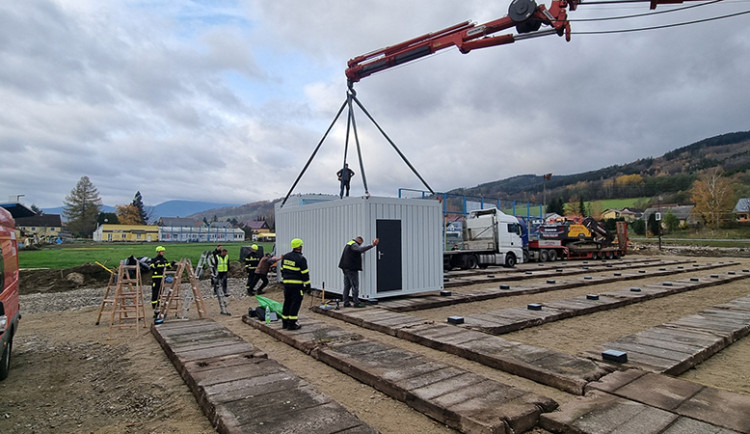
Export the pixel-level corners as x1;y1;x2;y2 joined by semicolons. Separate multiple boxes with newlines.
337;163;355;198
244;244;262;295
280;238;310;330
253;253;279;295
149;246;170;310
216;248;230;297
338;236;379;308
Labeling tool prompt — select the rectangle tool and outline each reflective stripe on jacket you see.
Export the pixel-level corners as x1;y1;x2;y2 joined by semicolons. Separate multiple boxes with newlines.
281;251;309;287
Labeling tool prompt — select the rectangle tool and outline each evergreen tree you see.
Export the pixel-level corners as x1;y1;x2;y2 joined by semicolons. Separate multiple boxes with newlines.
132;191;148;225
63;176;102;238
30;204;43;214
579;197;587;217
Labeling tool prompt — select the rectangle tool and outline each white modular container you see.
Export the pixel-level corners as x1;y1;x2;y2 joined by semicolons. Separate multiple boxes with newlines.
275;195;443;299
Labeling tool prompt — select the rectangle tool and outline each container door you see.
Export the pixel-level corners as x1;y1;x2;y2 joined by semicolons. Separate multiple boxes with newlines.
376;219;402;292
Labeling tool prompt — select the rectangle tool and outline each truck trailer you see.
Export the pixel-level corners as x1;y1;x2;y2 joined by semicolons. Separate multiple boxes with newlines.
444;208;524;270
523;218;628;262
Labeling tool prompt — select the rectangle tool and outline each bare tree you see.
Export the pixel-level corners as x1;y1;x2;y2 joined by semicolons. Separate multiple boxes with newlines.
690;168;736;229
63;176;102;237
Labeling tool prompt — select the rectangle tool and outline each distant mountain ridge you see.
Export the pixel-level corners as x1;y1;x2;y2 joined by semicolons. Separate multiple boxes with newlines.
449;130;750;205
42;200;240;223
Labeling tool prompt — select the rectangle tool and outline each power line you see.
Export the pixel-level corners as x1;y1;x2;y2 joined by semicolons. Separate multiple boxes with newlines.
571;8;750;34
567;0;724;21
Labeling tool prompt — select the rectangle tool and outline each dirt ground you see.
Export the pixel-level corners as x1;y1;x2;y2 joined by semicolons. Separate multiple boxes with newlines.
2;253;749;433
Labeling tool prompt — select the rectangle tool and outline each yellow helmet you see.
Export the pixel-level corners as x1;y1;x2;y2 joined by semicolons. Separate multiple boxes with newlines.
290;238;303;248
156;246;166;252
251;244;258;250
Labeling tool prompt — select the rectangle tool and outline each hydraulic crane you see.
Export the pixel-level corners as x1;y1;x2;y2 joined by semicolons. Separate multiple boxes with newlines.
281;0;710;207
345;0;705;85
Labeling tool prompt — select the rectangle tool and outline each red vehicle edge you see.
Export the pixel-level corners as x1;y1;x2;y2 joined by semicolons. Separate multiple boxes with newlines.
0;206;20;380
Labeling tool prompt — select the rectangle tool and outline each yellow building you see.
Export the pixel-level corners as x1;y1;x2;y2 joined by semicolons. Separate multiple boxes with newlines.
93;224;159;242
15;214;63;244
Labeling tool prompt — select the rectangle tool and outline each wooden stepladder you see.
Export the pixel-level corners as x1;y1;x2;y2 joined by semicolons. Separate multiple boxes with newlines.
108;264;146;338
95;265;116;326
154;258;207;324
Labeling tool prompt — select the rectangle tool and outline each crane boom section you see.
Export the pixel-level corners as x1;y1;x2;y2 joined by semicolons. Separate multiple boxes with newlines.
345;0;707;84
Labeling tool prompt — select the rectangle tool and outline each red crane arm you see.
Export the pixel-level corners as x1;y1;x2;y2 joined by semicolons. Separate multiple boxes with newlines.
345;0;703;84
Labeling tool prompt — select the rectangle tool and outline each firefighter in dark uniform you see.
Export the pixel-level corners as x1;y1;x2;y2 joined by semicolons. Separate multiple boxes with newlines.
244;244;262;295
149;246;170;309
280;238;310;330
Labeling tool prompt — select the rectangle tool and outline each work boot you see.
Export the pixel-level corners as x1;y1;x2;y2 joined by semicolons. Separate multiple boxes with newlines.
281;319;289;329
287;322;302;331
257;289;264;295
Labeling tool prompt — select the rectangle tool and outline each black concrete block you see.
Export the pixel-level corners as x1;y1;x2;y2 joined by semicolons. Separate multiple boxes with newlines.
582;266;589;270
440;291;452;297
630;287;641;292
678;266;684;269
547;280;556;284
499;284;510;290
486;275;495;278
528;303;543;311
638;270;646;274
447;316;464;325
602;349;628;363
690;278;699;282
614;273;621;276
659;268;666;271
556;269;563;272
443;277;449;282
663;282;673;287
525;271;532;275
586;294;599;300
728;271;736;275
584;276;592;280
711;274;719;278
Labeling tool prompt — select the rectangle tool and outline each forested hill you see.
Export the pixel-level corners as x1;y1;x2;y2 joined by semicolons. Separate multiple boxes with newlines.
449;130;750;205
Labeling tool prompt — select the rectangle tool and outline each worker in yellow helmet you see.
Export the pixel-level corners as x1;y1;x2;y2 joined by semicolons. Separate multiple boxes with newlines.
244;244;262;295
280;238;310;330
149;246;169;309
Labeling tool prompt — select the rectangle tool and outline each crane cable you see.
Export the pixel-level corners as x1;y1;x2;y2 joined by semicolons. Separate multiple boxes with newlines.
571;8;750;34
566;0;724;21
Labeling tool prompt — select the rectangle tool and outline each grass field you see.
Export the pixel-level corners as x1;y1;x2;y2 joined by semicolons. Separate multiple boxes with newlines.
18;242;276;270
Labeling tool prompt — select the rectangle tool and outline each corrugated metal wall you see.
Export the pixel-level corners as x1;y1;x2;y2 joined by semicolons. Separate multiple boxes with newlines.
276;195;443;299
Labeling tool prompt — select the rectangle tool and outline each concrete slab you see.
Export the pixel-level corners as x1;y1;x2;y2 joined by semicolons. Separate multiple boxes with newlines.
583;294;750;375
540;390;677;434
244;312;558;433
675;386;750;433
152;319;377;434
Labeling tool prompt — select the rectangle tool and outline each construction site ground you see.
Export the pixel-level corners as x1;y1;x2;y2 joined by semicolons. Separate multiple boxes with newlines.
2;251;750;433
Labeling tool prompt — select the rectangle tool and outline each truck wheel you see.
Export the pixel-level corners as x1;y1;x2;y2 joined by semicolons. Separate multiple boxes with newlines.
0;334;12;381
539;250;549;262
548;249;558;261
523;250;529;263
505;253;517;268
467;255;478;269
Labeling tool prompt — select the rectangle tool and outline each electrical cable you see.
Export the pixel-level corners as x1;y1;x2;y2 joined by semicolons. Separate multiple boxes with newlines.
566;0;724;21
571;8;750;33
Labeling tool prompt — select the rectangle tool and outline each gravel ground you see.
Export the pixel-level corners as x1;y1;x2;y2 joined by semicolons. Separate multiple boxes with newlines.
3;254;749;434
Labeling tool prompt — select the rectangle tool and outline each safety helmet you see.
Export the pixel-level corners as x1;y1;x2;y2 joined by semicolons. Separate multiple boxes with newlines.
290;238;303;248
251;244;258;250
156;246;166;252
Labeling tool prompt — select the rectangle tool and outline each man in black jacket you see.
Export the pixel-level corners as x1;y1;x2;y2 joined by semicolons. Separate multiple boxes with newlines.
281;238;310;330
244;244;262;295
338;236;379;307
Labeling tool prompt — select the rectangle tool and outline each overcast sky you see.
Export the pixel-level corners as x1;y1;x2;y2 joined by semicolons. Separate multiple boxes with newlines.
2;0;748;208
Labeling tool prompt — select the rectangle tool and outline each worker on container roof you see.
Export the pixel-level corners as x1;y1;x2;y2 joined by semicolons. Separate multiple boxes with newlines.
337;163;355;198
